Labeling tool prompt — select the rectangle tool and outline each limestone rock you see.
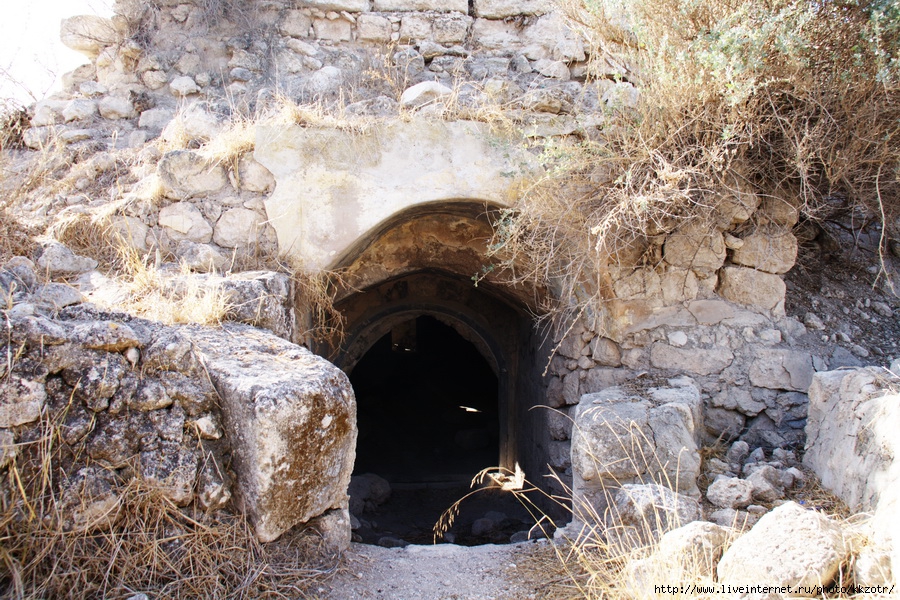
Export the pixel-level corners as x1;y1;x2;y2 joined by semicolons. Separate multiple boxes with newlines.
664;222;726;271
62;351;127;412
349;472;392;516
198;453;232;510
373;0;468;11
731;226;798;274
613;484;701;541
804;368;899;563
73;320;141;352
140;441;199;506
717;267;786;312
38;243;98;277
308;507;352;552
109;216;151;251
58;467;121;532
188;324;357;542
170;76;200;96
138;107;175;131
707;476;753;509
158;202;214;243
717;502;849;593
213;208;265;248
0;376;46;428
216;271;294;339
572;390;654;481
63;99;98;122
60;16;120;58
649;343;734;376
175;241;228;272
474;0;550;17
279;10;312;37
400;81;453;108
238;155;276;193
0;430;17;469
158;151;227;199
656;521;732;577
749;349;814;391
98;96;136;120
357;14;392;41
35;283;84;310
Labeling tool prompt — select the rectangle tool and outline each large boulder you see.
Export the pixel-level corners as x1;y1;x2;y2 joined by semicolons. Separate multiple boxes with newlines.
188;324;357;543
717;502;849;594
571;378;702;521
804;368;899;573
60;15;121;58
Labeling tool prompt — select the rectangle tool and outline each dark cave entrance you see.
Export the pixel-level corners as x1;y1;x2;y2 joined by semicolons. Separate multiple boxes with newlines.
350;315;500;483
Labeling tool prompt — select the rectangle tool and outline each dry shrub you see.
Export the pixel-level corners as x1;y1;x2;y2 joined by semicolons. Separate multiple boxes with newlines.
0;413;334;599
0;100;28;151
0;209;38;266
491;0;900;326
292;268;346;345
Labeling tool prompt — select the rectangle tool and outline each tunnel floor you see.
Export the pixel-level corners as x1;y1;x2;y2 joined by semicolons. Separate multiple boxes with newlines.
349;316;541;545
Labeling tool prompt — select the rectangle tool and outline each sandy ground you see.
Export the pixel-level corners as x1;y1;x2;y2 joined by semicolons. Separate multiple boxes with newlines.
314;540;557;600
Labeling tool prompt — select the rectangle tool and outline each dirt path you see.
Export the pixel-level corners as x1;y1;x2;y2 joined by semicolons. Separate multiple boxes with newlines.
315;540;558;600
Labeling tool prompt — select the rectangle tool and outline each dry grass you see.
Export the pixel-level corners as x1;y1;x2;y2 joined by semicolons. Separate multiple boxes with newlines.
489;0;900;329
0;209;39;266
111;247;232;326
0;411;335;599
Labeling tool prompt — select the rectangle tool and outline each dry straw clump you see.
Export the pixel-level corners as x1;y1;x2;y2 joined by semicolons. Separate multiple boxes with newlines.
490;0;900;325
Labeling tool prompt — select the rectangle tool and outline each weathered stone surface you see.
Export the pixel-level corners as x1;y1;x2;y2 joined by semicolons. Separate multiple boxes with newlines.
158;151;227;200
256;119;540;269
198;452;232;510
474;0;550;17
664;222;726;271
215;271;294;340
35;283;84;310
614;484;701;541
0;376;46;427
400;81;453;108
62;99;98;122
62;352;127;411
138;107;175;131
717;502;849;593
373;0;468;11
749;348;814;391
38;243;98;277
572;389;654;482
731;225;798;274
572;380;701;508
87;416;139;467
169;76;200;96
60;15;120;58
649;343;734;376
313;18;352;42
746;466;785;502
357;14;392;41
304;0;369;11
159;202;214;243
707;476;753;509
590;337;621;366
804;368;899;565
213;208;265;248
656;521;732;577
175;241;228;272
0;429;17;469
188;324;356;542
717;266;786;312
58;467;121;532
238;155;276;193
73;320;141;352
140;441;199;506
98;95;136;120
349;472;392;516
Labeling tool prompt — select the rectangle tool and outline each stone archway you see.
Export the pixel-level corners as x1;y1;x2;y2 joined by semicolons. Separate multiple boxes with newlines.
311;201;554;493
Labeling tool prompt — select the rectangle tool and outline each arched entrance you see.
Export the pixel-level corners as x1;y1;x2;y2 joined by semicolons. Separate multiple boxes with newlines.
310;202;559;544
